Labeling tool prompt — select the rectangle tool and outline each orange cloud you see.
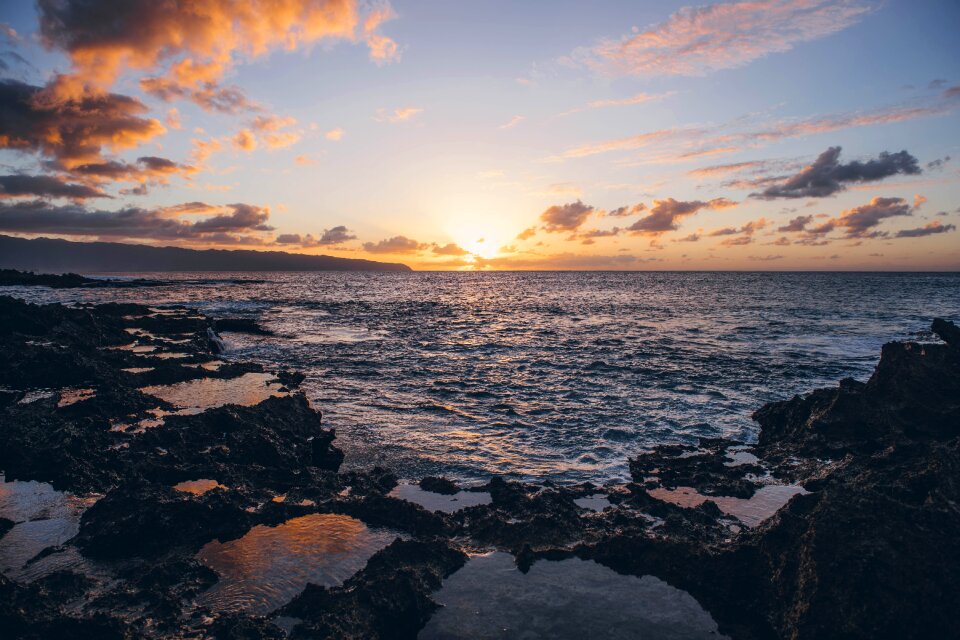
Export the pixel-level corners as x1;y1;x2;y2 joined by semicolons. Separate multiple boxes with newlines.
376;106;423;123
559;91;674;116
232;129;257;152
0;79;165;168
37;0;397;109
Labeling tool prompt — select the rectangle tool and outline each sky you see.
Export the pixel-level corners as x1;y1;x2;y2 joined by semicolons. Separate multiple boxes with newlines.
0;0;958;270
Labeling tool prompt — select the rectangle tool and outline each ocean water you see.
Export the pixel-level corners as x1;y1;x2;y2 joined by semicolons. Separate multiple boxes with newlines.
5;271;959;484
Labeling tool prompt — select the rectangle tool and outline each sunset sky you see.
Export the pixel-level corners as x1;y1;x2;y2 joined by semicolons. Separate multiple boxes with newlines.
0;0;958;270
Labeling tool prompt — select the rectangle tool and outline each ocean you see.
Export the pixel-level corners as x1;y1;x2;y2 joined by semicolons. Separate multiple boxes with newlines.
6;271;959;484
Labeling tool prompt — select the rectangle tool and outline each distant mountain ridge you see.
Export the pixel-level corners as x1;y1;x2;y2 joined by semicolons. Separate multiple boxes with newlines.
0;235;412;272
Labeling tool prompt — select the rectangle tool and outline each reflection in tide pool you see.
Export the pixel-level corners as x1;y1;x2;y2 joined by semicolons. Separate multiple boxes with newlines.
195;514;397;615
140;372;287;413
0;477;98;581
649;484;808;527
173;479;225;495
388;483;492;513
420;552;728;639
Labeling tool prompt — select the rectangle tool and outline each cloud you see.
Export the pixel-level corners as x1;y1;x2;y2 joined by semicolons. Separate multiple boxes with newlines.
66;156;195;185
317;225;357;245
778;214;814;232
325;127;345;141
708;226;738;236
432;242;469;256
516;226;537;240
677;232;700;242
721;235;753;246
559;91;674;116
499;115;525;129
687;160;767;178
579;0;872;77
376;107;423;123
275;225;356;246
0;199;272;241
0;79;165;168
833;196;913;238
474;253;654;270
232;129;257;151
362;235;425;253
627;197;736;235
363;5;400;64
895;221;956;238
0;175;108;200
556;97;955;162
37;0;397;109
607;203;647;217
539;200;595;232
754;146;921;199
748;254;784;261
140;75;251;113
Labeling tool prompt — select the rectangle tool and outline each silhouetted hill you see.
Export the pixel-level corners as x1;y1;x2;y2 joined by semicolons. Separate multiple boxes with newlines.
0;235;412;272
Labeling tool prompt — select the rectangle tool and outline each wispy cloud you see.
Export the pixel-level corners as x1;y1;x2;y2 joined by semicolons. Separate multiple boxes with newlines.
558;91;674;116
499;115;525;129
556;96;956;162
375;107;424;123
576;0;873;78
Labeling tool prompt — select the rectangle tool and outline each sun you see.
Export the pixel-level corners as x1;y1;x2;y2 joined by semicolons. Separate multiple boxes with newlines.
448;222;509;259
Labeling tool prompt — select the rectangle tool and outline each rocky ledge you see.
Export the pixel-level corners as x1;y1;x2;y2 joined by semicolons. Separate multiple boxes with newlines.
0;294;957;639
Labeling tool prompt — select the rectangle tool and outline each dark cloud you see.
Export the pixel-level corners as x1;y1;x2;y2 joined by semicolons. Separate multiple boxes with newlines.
834;196;913;238
778;214;813;232
895;221;956;238
432;242;469;256
754;146;920;199
607;203;646;217
65;155;194;184
317;225;356;245
191;203;271;233
926;156;951;170
676;233;700;242
0;199;272;241
0;79;164;166
708;227;738;237
626;197;736;235
539;200;595;231
0;174;108;199
362;235;425;254
140;77;251;114
721;236;753;246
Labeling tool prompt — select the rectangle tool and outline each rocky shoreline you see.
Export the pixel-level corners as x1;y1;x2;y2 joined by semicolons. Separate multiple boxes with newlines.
1;290;958;639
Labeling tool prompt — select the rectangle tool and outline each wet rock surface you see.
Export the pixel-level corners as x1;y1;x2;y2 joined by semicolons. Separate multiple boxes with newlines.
0;290;957;639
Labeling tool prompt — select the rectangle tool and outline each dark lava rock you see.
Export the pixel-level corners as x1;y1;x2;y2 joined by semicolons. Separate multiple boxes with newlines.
0;517;13;539
216;317;274;336
0;573;132;640
454;477;584;549
281;539;467;640
629;440;763;498
418;476;459;495
0;268;167;289
73;481;252;559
